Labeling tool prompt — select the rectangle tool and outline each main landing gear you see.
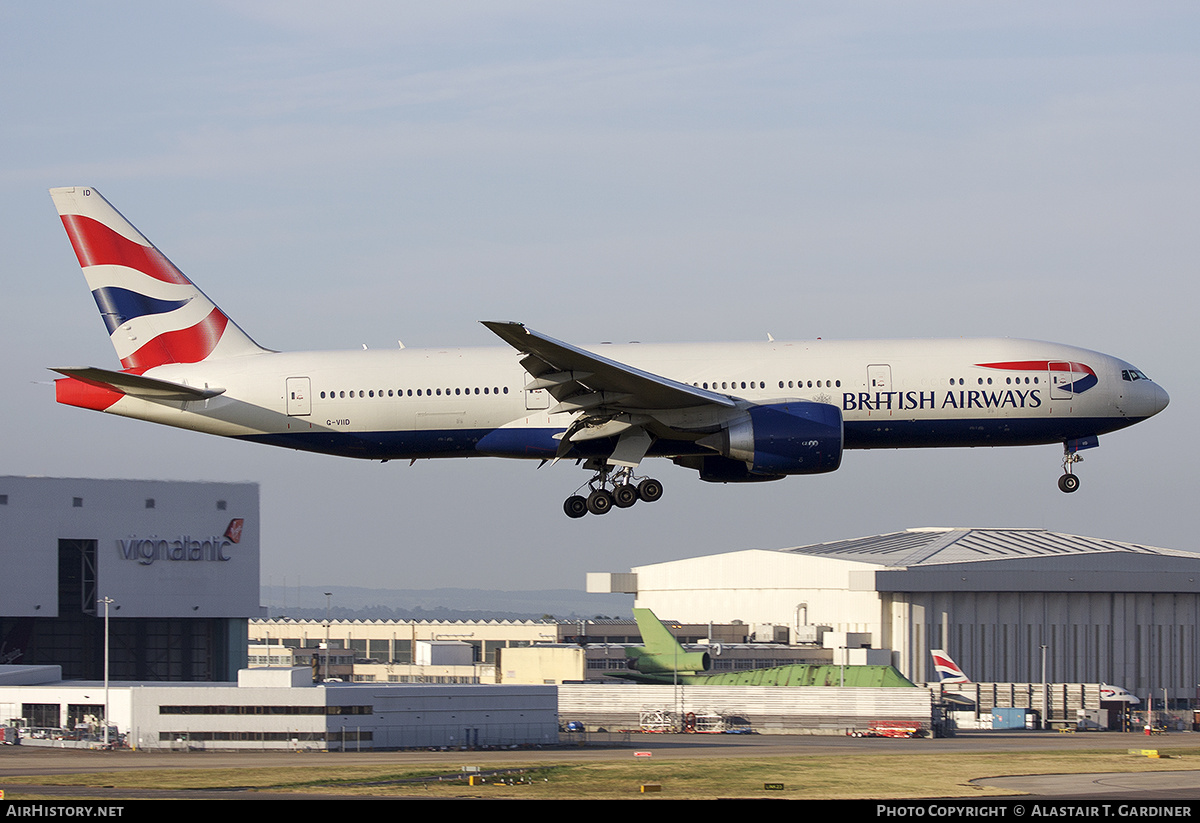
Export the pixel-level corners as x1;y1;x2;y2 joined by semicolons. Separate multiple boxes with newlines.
1058;450;1082;493
563;463;664;518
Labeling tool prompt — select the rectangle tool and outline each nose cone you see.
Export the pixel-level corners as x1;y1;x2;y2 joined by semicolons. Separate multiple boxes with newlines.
1152;382;1170;416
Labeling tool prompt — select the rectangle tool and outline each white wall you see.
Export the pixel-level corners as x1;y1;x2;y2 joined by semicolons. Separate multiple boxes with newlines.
632;549;886;638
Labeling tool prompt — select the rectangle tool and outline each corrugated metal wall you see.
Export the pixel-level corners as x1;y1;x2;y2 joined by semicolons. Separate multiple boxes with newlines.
897;591;1200;699
935;682;1102;721
559;684;930;735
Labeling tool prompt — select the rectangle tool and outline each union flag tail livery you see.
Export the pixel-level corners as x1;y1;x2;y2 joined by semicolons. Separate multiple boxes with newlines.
1099;684;1139;704
49;186;267;372
930;650;969;683
48;187;1169;517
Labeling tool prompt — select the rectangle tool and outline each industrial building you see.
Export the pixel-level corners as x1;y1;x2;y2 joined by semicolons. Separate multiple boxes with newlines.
248;616;774;684
0;476;561;749
0;476;259;681
588;527;1200;701
0;665;556;750
250;616;561;680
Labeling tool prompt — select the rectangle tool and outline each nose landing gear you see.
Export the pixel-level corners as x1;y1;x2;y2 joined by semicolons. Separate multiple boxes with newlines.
1058;450;1082;493
563;463;664;518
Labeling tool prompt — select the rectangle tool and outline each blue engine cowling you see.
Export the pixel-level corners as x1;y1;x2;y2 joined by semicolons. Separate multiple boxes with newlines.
710;401;843;477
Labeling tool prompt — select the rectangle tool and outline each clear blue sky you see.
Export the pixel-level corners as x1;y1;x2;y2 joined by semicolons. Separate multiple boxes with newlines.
3;3;1196;592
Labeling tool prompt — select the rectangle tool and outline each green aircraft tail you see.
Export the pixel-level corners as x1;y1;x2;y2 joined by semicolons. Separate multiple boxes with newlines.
626;608;711;675
620;608;915;687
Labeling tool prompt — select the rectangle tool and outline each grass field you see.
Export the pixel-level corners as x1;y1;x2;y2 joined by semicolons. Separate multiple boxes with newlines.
6;746;1198;800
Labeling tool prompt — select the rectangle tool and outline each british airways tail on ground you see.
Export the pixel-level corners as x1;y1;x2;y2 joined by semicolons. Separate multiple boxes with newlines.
930;650;970;683
49;187;1170;517
1099;684;1139;704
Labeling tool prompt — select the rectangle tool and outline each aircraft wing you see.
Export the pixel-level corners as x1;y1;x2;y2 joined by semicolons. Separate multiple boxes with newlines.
481;321;735;412
51;367;225;401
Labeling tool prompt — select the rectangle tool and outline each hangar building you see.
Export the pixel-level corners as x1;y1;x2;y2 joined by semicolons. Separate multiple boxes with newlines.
0;476;259;681
0;476;558;749
588;527;1200;700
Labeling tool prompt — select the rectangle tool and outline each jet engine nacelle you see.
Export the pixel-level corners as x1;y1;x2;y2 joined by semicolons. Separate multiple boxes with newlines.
627;650;712;674
674;454;786;483
700;401;843;477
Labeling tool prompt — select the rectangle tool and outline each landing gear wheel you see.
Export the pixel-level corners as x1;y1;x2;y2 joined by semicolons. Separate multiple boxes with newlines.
564;495;588;518
586;488;614;515
637;478;664;503
1058;473;1080;494
612;484;638;508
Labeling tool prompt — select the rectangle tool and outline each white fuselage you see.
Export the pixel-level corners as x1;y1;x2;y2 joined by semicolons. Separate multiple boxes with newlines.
74;336;1167;462
46;186;1169;504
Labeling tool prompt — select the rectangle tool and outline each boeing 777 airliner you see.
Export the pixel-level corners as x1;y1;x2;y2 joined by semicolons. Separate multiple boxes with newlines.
48;186;1169;517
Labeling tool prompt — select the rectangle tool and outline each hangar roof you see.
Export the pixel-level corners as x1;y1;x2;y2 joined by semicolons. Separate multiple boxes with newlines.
782;527;1198;568
605;528;1200;598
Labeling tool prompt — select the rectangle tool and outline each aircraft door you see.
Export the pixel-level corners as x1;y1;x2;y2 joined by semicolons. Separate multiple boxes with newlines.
525;387;550;410
1049;362;1075;400
286;377;311;416
867;364;892;393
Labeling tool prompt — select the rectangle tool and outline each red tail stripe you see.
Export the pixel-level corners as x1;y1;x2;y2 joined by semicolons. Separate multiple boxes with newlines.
60;214;191;286
120;308;229;371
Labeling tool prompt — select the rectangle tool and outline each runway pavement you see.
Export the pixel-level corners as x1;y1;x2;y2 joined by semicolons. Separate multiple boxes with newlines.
978;769;1200;799
2;729;1192;771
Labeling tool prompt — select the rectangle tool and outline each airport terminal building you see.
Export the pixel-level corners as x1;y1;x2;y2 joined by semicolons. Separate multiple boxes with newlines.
589;527;1200;701
0;476;259;681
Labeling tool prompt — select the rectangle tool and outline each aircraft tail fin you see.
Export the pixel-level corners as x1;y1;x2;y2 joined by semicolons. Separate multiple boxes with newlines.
49;186;269;372
930;649;970;683
1099;684;1140;704
633;608;688;657
625;608;711;676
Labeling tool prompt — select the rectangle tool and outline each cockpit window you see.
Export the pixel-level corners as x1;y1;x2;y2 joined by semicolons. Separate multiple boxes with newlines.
1122;369;1152;382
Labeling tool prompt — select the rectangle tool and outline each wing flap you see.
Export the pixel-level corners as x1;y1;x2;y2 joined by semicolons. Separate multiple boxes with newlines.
482;321;735;411
525;370;594;391
482;321;741;470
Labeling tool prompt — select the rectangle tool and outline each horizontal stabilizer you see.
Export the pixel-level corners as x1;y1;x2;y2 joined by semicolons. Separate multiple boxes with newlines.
51;367;225;401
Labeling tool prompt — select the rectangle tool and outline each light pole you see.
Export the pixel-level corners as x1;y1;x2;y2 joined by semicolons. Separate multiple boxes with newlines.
99;596;114;746
323;592;332;682
671;621;683;732
671;627;678;730
1040;644;1048;730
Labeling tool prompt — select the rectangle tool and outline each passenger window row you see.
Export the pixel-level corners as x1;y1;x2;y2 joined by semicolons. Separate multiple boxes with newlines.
319;387;511;400
952;376;1039;386
316;372;1043;402
779;379;840;389
689;380;843;391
